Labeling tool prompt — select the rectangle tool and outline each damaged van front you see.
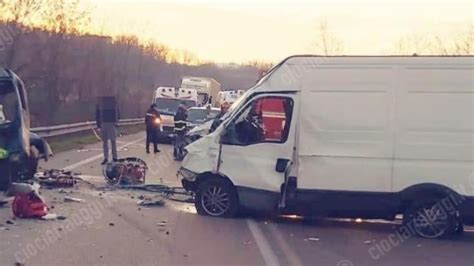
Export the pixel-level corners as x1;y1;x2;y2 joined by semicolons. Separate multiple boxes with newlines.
0;69;52;190
178;61;298;217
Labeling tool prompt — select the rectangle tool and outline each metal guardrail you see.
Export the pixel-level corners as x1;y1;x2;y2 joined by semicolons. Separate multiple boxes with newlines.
32;118;144;137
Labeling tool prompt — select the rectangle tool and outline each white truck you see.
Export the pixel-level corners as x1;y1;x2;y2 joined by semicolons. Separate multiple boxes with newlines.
179;56;474;239
181;76;221;107
153;87;198;141
217;90;246;106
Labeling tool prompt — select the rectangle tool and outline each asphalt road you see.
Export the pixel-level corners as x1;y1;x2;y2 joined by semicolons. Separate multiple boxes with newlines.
1;131;474;266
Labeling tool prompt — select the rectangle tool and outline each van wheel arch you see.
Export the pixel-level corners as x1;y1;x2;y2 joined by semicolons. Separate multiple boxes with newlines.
398;183;462;239
195;172;236;188
398;183;462;213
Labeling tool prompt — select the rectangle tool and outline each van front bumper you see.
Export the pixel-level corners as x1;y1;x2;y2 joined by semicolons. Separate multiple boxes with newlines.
178;167;198;181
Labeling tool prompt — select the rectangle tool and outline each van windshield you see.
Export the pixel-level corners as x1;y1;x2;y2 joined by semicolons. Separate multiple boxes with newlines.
0;80;17;124
220;89;251;122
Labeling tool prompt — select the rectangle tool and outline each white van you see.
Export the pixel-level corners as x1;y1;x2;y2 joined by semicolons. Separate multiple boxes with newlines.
179;56;474;238
153;87;198;141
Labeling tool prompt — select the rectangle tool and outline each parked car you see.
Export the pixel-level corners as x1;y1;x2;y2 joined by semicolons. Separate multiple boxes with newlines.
152;87;198;143
179;55;474;239
0;69;52;190
187;106;220;129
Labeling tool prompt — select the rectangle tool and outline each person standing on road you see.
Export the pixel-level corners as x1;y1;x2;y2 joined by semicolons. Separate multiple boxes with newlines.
174;103;188;159
96;96;120;165
210;101;230;133
145;103;161;154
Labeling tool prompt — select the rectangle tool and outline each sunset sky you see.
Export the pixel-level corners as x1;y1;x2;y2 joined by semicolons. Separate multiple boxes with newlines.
89;0;472;63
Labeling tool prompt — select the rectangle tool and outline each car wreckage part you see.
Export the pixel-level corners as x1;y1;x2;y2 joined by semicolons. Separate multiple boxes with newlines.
12;191;48;218
103;157;148;186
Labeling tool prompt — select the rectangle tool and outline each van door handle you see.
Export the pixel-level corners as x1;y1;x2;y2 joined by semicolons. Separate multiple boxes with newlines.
275;158;290;173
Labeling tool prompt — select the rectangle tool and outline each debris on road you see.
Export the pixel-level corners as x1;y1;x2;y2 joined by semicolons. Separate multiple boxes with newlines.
6;182;40;197
307;237;320;242
12;191;48;219
109;222;115;227
102;183;193;204
364;240;373;245
157;221;167;227
0;199;8;207
41;213;67;221
64;196;85;203
35;169;77;188
137;197;166;207
6;220;15;225
42;213;59;220
103;157;148;186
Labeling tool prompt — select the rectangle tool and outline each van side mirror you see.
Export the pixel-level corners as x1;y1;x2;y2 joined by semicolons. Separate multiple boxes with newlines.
275;158;290;173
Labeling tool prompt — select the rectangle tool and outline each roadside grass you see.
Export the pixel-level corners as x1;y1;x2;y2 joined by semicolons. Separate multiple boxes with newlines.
46;124;145;154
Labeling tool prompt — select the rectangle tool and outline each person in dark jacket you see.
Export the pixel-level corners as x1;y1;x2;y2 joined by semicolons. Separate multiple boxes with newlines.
174;103;188;159
96;96;120;165
145;104;161;153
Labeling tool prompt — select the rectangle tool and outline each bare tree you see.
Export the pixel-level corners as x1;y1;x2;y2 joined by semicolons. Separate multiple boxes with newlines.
42;0;90;35
394;26;473;56
313;22;344;56
38;0;91;122
0;0;42;25
0;0;42;69
453;26;473;55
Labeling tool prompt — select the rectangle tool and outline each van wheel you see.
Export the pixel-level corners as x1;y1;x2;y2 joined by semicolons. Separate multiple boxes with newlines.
403;200;457;239
195;178;239;218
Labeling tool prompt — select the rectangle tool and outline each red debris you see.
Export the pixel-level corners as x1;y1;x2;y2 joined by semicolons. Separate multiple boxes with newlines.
12;191;48;219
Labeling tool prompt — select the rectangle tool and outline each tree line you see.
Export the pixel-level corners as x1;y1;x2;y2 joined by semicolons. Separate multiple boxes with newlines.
1;1;471;125
0;0;262;126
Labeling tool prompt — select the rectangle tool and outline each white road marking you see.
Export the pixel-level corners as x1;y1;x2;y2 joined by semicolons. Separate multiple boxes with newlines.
62;136;145;171
268;223;303;266
246;219;280;266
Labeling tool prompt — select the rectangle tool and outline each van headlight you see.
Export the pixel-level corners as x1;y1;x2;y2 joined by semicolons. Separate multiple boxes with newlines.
178;167;197;181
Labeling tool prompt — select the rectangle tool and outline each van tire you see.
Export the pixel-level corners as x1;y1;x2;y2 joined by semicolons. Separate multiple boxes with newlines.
195;178;239;218
402;199;457;239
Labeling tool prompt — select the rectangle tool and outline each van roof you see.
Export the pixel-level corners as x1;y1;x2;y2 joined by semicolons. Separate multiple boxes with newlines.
254;55;474;93
278;55;473;67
